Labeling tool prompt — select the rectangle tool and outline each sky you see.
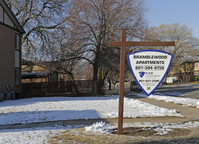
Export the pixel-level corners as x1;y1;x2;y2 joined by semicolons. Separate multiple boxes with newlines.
145;0;199;39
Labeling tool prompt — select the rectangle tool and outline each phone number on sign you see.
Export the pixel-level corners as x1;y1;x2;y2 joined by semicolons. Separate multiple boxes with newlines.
135;66;164;70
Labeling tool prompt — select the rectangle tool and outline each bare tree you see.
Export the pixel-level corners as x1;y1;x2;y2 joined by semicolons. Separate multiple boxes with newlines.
143;23;199;75
8;0;146;94
6;0;68;59
66;0;146;94
45;28;86;93
178;61;195;82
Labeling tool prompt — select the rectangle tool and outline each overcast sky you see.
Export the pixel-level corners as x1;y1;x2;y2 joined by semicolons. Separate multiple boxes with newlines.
145;0;199;39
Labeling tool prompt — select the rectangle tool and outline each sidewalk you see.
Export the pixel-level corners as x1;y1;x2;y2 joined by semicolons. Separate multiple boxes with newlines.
139;97;199;120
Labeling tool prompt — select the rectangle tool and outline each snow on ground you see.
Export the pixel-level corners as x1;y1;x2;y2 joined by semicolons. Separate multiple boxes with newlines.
0;125;83;144
149;94;199;108
135;92;199;108
2;121;199;144
1;89;199;143
0;96;182;125
85;121;199;135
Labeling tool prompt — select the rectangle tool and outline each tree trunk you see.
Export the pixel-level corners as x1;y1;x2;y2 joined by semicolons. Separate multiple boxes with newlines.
93;77;98;94
108;78;112;90
67;72;80;94
92;48;100;95
93;62;98;95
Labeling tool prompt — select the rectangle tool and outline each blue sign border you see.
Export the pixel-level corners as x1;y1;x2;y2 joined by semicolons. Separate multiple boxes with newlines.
127;50;173;96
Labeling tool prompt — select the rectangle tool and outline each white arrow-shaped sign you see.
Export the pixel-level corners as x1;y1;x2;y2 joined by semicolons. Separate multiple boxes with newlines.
128;50;173;96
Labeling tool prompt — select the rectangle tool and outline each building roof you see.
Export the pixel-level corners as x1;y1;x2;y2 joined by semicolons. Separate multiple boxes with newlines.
21;72;55;79
0;0;25;34
180;60;199;65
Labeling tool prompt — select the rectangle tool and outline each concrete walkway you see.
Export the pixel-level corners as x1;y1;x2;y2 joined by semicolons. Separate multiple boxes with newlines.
1;97;199;130
139;97;199;120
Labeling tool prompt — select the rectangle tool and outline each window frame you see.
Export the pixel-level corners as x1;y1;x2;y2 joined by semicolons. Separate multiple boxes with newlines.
15;33;21;84
15;33;20;51
15;68;21;84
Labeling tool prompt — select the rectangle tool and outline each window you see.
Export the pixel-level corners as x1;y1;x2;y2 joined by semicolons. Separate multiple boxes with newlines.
15;33;20;50
15;68;21;84
15;33;21;84
15;51;20;67
0;5;3;22
15;33;20;68
195;63;198;67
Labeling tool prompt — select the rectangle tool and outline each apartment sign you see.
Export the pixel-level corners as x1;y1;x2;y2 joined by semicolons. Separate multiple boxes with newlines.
128;50;173;96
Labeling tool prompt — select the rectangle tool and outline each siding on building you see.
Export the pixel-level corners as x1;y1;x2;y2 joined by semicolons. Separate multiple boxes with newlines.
0;0;25;100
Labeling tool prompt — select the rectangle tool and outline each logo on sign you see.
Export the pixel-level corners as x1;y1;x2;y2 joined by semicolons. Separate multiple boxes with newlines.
127;50;173;96
139;72;145;78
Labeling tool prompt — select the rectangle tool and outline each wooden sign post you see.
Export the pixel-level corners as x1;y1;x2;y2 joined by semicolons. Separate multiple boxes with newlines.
109;29;175;135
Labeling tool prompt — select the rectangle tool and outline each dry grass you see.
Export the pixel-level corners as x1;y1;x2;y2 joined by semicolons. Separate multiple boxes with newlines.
48;126;199;144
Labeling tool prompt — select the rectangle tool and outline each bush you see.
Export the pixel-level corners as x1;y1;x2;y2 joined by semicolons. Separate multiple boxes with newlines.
195;75;199;82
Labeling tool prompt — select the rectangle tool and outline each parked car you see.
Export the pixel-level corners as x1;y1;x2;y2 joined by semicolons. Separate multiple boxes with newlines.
130;81;141;92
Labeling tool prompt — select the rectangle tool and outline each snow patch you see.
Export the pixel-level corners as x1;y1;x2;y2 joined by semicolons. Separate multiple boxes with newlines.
85;122;114;133
85;121;199;135
0;96;182;125
149;94;199;108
